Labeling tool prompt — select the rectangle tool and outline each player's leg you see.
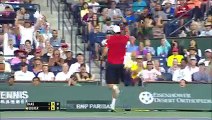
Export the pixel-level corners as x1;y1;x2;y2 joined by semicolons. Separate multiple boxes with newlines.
105;63;120;111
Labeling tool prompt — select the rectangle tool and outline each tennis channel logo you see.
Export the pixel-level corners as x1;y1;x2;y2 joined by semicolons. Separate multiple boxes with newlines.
0;91;29;104
139;91;212;105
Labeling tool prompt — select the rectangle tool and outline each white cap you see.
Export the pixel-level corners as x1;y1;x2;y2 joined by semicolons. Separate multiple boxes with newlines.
205;49;212;53
113;25;121;33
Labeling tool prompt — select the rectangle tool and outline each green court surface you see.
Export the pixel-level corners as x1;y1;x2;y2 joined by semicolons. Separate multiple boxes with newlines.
0;111;211;119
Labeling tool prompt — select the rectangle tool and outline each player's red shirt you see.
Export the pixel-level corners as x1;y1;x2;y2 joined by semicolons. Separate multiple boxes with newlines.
106;34;129;64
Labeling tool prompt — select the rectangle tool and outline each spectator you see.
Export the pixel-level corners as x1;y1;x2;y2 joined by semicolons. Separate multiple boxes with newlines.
42;45;53;62
98;8;109;29
73;63;95;82
175;0;190;26
48;49;64;67
31;58;43;77
55;63;71;81
49;30;61;47
32;77;40;86
15;19;40;45
64;50;77;67
88;13;99;33
143;39;155;55
88;25;106;60
131;55;144;83
3;38;18;56
167;48;184;67
185;47;200;63
60;43;69;60
124;8;136;25
168;40;184;56
137;16;154;40
154;60;166;73
167;58;180;74
108;1;124;24
187;39;202;57
88;0;100;13
152;17;165;38
117;0;129;13
192;62;209;83
0;51;11;72
10;49;28;65
69;53;89;75
184;57;199;80
101;17;115;33
16;7;27;20
11;54;30;71
199;49;212;66
80;2;89;19
163;0;175;19
152;4;167;21
199;22;212;36
126;36;138;53
38;64;55;81
136;42;148;56
143;52;153;68
157;38;171;57
186;21;200;37
24;40;34;55
30;48;46;64
137;61;162;82
14;63;35;81
132;0;147;13
172;58;190;82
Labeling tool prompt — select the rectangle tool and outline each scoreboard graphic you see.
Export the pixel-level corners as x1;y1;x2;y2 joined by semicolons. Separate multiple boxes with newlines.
26;102;60;111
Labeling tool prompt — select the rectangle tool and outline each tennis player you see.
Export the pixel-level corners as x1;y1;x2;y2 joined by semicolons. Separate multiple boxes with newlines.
101;25;129;111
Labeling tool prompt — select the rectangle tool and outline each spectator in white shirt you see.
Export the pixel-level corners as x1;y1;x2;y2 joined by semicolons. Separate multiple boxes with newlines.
55;63;71;81
198;49;212;66
108;1;124;24
38;64;55;81
15;19;40;45
138;61;162;82
172;59;189;82
0;51;11;72
199;22;212;36
69;53;90;75
88;0;100;13
14;63;35;81
3;36;18;56
167;58;180;74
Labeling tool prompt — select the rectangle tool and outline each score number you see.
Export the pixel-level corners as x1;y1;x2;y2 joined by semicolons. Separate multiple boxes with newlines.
26;102;60;111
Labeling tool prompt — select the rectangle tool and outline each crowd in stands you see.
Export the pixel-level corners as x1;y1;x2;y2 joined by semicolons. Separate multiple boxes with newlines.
0;0;95;86
71;0;212;86
0;0;211;86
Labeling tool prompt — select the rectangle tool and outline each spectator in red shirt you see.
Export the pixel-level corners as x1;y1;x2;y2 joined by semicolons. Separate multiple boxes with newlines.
175;0;190;26
101;25;129;111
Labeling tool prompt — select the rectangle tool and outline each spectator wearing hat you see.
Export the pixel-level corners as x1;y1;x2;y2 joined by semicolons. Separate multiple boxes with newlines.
199;49;212;66
0;51;11;72
137;60;162;82
64;50;77;67
192;62;210;83
14;63;35;81
69;53;89;75
183;56;199;81
199;22;212;36
185;47;201;63
157;38;171;57
50;30;61;47
60;43;69;59
167;47;184;67
55;63;71;81
10;49;29;65
168;40;184;56
38;64;55;81
163;0;175;19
